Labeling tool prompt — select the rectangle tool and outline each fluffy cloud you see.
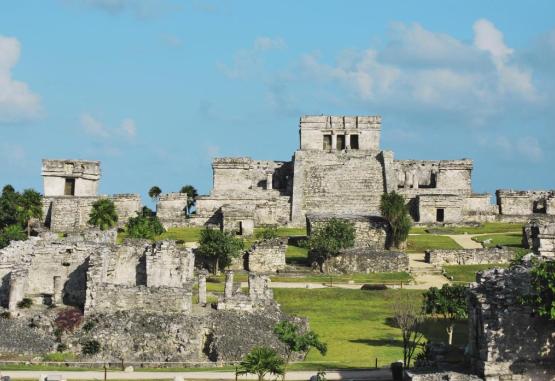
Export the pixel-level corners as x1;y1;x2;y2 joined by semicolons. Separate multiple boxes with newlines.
81;113;137;140
0;36;41;124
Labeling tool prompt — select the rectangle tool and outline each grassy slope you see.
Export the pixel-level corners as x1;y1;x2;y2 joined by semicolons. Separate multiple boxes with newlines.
443;263;510;283
275;288;467;368
472;233;523;248
406;235;462;253
423;223;522;235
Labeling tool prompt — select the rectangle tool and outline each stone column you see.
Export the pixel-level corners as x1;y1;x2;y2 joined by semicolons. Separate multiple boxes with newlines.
224;270;234;299
404;171;411;188
198;270;207;305
331;133;337;151
412;171;419;189
266;172;273;190
345;133;350;149
53;276;63;305
8;276;23;312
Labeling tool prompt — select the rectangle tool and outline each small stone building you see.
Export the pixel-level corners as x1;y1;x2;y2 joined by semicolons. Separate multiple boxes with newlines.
41;159;141;232
467;259;555;380
246;238;287;273
496;190;555;216
306;213;391;249
221;204;255;236
156;192;189;229
523;219;555;257
217;271;275;312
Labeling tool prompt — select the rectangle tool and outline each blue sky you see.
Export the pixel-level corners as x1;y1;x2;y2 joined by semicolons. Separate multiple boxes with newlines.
1;0;554;205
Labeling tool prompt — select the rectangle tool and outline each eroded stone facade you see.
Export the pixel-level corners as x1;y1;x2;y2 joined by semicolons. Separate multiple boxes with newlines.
425;247;516;266
246;238;287;273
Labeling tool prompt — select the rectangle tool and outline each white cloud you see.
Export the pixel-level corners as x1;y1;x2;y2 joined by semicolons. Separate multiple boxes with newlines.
81;113;137;140
487;135;543;162
0;36;41;124
120;118;136;138
473;19;513;62
81;113;110;137
254;37;286;51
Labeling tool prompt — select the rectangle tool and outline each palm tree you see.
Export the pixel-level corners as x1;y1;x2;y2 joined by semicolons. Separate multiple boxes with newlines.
88;199;118;230
148;186;162;202
179;185;198;216
236;347;285;381
16;189;43;236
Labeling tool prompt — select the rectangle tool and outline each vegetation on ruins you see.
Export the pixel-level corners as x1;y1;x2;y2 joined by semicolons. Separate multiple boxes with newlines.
54;308;84;333
148;185;162;202
527;261;555;320
392;293;425;368
81;339;101;355
236;346;285;381
274;320;327;378
126;207;165;239
380;191;412;249
88;199;118;230
307;218;355;269
423;284;468;345
17;297;33;309
0;185;43;246
197;228;245;274
180;184;198;216
255;226;279;240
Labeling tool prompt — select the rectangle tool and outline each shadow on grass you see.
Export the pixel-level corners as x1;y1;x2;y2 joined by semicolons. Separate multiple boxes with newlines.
384;317;468;347
349;338;403;347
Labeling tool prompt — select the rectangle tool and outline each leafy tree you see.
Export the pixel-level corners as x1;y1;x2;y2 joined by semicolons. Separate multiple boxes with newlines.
527;261;555;320
0;185;20;229
308;218;355;271
392;293;425;368
423;284;468;345
148;186;162;202
16;189;43;236
126;213;165;240
255;226;279;240
88;199;118;231
236;346;285;381
0;224;27;249
180;185;198;216
274;320;327;379
380;191;412;249
196;228;244;274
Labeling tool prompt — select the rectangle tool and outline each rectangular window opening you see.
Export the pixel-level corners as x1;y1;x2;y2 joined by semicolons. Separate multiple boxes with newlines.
350;134;359;149
336;135;346;150
436;208;445;223
64;178;75;196
323;135;332;150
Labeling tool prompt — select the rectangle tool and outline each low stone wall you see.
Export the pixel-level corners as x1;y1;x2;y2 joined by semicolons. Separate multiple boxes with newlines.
247;238;287;273
523;219;555;257
405;371;482;381
425;247;516;266
313;248;409;274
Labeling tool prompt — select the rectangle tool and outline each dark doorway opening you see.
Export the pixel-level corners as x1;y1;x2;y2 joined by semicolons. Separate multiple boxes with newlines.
350;134;359;149
323;135;332;150
64;178;75;196
533;200;547;214
436;208;445;223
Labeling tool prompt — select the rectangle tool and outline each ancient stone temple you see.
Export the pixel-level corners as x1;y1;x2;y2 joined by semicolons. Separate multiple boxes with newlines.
192;115;492;228
41;159;142;232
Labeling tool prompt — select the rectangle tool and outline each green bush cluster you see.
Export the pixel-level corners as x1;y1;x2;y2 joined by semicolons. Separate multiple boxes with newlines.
81;339;101;355
255;226;279;240
0;185;43;248
17;298;33;309
126;207;165;239
308;218;355;264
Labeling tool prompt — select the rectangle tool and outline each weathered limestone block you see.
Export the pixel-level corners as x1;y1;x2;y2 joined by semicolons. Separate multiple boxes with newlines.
496;189;555;216
314;248;409;274
247;238;287;273
217;271;275;312
156;192;188;228
405;371;482;381
523;219;555;257
417;194;464;224
221;204;255;236
307;213;390;249
468;258;555;380
42;159;100;197
425;247;517;266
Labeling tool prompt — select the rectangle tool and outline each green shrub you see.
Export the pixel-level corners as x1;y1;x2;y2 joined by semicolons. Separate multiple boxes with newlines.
308;218;355;266
82;339;101;355
0;224;27;249
380;191;412;249
17;298;33;309
126;213;165;239
0;311;11;319
526;261;555;320
82;320;96;332
57;343;68;353
196;228;244;274
88;199;118;230
44;351;74;361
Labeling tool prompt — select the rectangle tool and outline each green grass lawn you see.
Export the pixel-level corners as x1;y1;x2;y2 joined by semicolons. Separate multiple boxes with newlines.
472;233;523;248
409;226;429;234
443;263;510;283
406;235;462;253
424;222;522;235
275;288;467;369
286;244;309;265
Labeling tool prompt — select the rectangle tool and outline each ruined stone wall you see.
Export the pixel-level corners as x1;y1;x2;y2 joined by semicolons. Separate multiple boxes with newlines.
394;160;473;195
425;247;516;266
496;189;555;216
247;238;287;273
156;192;188;228
306;213;390;249
468;259;555;380
315;248;409;274
523;219;555;257
146;241;195;287
291;151;386;226
42;194;141;232
42;159;100;197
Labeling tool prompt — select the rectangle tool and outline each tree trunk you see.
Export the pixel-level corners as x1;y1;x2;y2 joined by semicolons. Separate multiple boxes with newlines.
27;220;31;237
258;372;264;381
282;351;292;381
447;324;454;346
214;257;219;275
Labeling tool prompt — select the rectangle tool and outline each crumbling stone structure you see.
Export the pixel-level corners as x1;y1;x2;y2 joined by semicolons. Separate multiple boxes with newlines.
221;204;255;236
523;219;555;257
217;271;275;312
307;213;391;249
496;190;555;217
41;159;141;232
425;247;516;266
314;248;409;274
467;258;555;380
156;192;189;229
192;116;490;229
246;238;287;273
